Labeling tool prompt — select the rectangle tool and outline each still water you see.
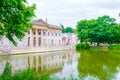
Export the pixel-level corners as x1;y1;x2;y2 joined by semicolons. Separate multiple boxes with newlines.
0;48;120;80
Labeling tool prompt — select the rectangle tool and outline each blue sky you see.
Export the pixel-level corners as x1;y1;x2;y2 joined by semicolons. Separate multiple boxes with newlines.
28;0;120;28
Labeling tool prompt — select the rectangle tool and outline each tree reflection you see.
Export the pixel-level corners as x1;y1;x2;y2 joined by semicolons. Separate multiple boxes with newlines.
77;49;120;80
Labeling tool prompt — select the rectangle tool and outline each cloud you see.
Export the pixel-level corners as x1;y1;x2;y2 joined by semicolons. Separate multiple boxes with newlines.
27;0;120;28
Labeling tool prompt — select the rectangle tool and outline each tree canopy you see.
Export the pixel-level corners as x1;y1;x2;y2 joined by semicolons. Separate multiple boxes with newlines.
76;15;120;46
0;0;36;45
62;26;74;33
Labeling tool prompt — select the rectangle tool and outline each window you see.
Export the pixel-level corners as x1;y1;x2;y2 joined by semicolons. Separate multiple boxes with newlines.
48;32;49;36
38;32;41;35
51;33;53;36
59;33;61;36
28;31;30;34
39;38;41;47
33;32;35;35
43;32;46;36
33;37;36;47
28;37;30;47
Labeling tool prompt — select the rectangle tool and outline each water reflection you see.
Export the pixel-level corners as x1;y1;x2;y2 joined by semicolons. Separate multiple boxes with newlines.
1;49;120;80
0;50;79;77
77;49;120;80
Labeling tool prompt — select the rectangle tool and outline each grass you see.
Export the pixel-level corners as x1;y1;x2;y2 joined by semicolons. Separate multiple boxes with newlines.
108;44;120;49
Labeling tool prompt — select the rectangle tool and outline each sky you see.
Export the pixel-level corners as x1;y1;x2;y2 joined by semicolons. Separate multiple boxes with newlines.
28;0;120;28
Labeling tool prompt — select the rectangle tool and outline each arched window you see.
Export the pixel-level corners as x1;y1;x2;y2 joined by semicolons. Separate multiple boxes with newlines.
33;37;36;47
51;39;54;45
59;40;61;45
28;37;30;47
39;37;41;47
48;32;49;36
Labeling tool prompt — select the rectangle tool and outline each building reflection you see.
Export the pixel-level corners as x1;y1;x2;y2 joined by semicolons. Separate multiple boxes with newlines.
0;50;79;74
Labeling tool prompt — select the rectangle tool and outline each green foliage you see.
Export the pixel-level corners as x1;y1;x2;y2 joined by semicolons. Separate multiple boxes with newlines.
2;62;12;80
62;26;74;33
0;0;36;45
76;43;90;50
64;27;74;33
77;48;120;80
0;62;85;80
76;15;120;46
108;44;120;49
13;68;35;80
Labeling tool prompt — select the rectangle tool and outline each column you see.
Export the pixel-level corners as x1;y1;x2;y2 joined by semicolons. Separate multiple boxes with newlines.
41;30;44;47
30;29;33;48
46;31;48;47
36;29;38;47
25;33;28;48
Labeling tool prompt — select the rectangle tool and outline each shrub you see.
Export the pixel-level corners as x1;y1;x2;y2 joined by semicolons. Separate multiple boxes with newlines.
76;43;90;50
108;44;120;49
13;68;35;80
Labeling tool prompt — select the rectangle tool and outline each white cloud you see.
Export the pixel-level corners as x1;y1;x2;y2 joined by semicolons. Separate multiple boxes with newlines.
27;0;120;28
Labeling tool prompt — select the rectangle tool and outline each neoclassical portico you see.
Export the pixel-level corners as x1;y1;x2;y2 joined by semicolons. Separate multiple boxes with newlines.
26;19;62;48
0;19;78;54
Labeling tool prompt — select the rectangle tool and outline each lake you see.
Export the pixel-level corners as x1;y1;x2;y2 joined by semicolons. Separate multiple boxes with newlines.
0;48;120;80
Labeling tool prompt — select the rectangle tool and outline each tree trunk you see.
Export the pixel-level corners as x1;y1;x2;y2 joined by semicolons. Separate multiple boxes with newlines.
97;42;100;46
109;42;112;45
90;42;93;45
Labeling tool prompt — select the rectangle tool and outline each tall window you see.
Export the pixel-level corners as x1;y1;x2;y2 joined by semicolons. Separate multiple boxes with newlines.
48;32;49;36
59;33;61;36
33;37;36;47
33;31;36;35
59;40;61;45
28;31;30;34
28;37;30;47
38;32;41;35
39;37;41;47
43;32;46;36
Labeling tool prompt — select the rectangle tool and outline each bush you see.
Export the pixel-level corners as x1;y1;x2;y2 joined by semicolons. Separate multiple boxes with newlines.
108;44;120;49
13;68;35;80
76;43;90;50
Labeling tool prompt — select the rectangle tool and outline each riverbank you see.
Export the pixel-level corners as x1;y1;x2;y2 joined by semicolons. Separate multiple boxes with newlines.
0;51;2;56
9;46;73;55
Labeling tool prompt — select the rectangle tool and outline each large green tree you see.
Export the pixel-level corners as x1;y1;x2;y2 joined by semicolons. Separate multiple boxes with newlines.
0;0;36;45
76;19;90;43
76;15;120;46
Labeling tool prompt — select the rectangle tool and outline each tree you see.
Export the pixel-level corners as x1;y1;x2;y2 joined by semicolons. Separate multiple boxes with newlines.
76;15;120;46
65;27;74;33
76;19;90;43
64;27;74;33
0;0;36;45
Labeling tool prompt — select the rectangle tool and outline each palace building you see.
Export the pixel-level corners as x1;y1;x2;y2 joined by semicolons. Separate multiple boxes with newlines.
27;19;62;48
0;19;62;52
0;19;78;54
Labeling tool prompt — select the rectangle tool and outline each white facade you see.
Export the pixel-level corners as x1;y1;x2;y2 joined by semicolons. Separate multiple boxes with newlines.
62;33;78;46
0;19;78;54
0;19;62;52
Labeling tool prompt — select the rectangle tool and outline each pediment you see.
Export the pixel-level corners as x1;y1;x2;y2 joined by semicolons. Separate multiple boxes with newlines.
32;19;48;27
